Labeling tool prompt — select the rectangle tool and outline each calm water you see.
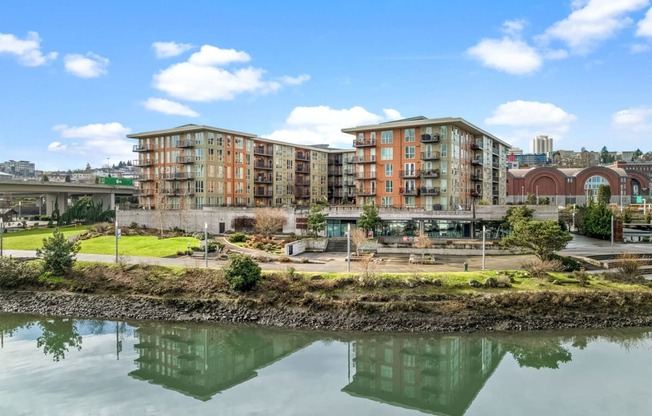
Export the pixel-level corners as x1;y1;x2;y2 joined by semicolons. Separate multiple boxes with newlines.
2;313;652;415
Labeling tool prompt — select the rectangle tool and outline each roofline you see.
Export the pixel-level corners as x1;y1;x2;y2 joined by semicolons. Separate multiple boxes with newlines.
127;124;258;139
341;117;511;148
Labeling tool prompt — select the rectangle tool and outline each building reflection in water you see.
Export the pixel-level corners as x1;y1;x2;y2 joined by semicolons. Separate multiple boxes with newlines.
128;323;314;401
342;335;505;416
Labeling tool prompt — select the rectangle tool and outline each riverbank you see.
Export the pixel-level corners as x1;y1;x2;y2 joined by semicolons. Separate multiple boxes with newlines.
3;288;652;332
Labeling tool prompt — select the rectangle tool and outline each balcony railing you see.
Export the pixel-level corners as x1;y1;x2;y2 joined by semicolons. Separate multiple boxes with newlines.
471;174;483;181
254;190;272;197
254;146;273;156
492;176;499;182
295;181;310;187
399;170;421;178
255;162;273;170
421;134;440;143
133;159;153;167
355;188;376;196
133;144;154;152
492;162;499;169
328;167;343;176
344;169;356;175
355;172;376;179
471;190;482;198
163;172;194;180
177;139;196;148
400;187;419;196
137;189;154;196
295;152;311;161
421;169;440;178
329;158;343;165
353;155;376;163
138;174;154;181
419;187;441;196
254;175;273;183
471;158;483;165
176;155;195;164
161;188;194;196
420;151;441;161
344;180;357;187
492;147;500;155
353;138;376;147
296;166;310;174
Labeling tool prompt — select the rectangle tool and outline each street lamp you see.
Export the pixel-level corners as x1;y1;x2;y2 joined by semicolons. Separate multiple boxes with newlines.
346;223;351;273
482;224;487;271
521;185;524;204
204;222;208;268
18;201;21;219
535;186;539;205
1;218;4;257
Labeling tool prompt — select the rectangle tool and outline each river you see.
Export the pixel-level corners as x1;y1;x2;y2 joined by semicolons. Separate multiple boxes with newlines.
1;312;651;415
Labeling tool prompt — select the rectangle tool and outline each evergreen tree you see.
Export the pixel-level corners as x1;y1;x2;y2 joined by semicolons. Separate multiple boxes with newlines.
357;203;381;234
307;204;327;236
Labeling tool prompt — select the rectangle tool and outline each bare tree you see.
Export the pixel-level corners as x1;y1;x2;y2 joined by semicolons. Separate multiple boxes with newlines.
253;208;288;237
154;180;170;238
350;228;367;256
413;232;434;261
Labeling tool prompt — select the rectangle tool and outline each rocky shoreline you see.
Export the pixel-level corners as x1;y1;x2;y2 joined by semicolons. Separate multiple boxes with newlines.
3;290;652;332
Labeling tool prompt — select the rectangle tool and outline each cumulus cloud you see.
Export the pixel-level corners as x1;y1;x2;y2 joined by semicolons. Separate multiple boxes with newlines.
48;122;133;166
0;31;57;66
485;100;577;148
539;0;649;53
612;106;652;131
265;105;402;149
152;44;308;101
152;41;193;58
64;53;109;78
637;7;652;37
467;37;542;75
143;98;199;117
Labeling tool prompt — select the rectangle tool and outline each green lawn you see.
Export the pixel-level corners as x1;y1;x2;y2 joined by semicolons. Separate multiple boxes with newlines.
79;235;200;257
1;226;92;250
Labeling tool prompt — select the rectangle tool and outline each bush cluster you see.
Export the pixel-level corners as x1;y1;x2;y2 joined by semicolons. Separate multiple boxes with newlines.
0;257;42;288
228;232;250;243
224;254;261;291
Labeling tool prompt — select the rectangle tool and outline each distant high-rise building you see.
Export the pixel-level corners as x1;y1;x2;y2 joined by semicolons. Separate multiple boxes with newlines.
0;160;35;177
530;135;553;155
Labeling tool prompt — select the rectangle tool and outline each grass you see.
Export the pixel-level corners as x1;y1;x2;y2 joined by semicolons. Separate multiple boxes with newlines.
79;235;200;257
1;226;92;250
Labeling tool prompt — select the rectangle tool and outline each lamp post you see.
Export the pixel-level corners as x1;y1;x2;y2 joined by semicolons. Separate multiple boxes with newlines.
521;185;524;204
535;186;539;205
620;184;624;213
39;195;43;216
346;223;351;273
204;222;208;268
18;201;21;219
1;218;4;257
610;215;614;252
482;224;486;271
115;207;120;263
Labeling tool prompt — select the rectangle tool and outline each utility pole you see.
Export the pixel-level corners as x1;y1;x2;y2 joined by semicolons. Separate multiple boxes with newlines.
346;223;351;273
204;222;208;267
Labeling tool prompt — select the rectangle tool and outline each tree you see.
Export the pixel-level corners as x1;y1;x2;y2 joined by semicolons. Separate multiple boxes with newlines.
36;229;81;275
582;203;612;239
224;254;261;291
350;228;367;256
633;149;643;161
600;146;614;164
504;205;535;228
307;204;326;237
42;174;49;182
501;220;572;261
58;196;114;225
64;175;71;183
525;193;537;204
85;163;92;172
597;184;611;206
357;203;381;234
253;208;287;237
413;232;434;261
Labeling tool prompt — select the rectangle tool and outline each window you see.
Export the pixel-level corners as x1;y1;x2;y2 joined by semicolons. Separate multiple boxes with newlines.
404;146;415;159
385;180;393;193
404;163;415;176
405;196;415;207
441;143;447;157
381;130;393;144
404;179;416;191
234;136;244;148
404;128;415;142
441;161;448;175
381;147;393;160
385;164;393;176
381;196;393;207
357;132;364;140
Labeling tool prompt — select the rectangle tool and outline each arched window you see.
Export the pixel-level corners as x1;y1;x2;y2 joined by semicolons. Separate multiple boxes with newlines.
583;175;610;202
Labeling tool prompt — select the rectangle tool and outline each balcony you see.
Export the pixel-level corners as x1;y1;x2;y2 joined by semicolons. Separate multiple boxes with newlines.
492;147;500;155
399;170;421;179
471;142;483;150
355;188;376;196
177;139;196;148
421;169;440;178
471;190;482;198
329;158;343;165
295;192;311;199
137;189;154;196
421;134;440;143
255;162;273;170
133;159;153;167
420;151;441;161
353;155;376;163
492;162;499;169
471;174;483;181
344;168;356;175
161;188;194;196
254;175;273;183
344;180;357;187
254;190;272;197
296;166;310;174
400;187;419;196
492;175;499;182
254;146;273;156
355;172;376;179
471;158;483;165
164;172;194;181
295;181;310;187
419;187;441;196
176;155;195;164
353;138;376;147
328;167;343;176
295;152;311;161
138;174;154;181
133;144;154;152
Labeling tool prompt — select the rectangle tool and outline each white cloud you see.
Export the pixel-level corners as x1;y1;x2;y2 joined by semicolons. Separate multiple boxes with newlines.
630;43;651;52
48;122;133;166
502;19;528;36
64;53;109;78
612;106;652;131
152;41;193;58
153;44;308;101
539;0;649;53
265;105;402;149
485;100;577;148
637;7;652;37
188;45;250;66
0;31;57;66
467;37;542;75
143;98;199;117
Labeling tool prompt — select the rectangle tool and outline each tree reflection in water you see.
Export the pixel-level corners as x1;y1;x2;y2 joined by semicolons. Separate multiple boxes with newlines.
35;318;83;362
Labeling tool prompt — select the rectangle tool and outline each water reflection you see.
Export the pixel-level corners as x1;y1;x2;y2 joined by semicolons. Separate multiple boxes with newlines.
128;323;316;401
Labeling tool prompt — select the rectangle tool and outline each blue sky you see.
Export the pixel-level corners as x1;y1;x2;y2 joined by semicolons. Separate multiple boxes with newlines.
2;0;652;171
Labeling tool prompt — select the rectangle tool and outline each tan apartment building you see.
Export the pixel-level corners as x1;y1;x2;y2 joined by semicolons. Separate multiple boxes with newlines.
342;117;510;210
128;124;349;209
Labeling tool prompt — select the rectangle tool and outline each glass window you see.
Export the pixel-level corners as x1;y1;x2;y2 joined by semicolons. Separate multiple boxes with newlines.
381;147;393;160
385;180;393;193
441;143;447;157
381;196;393;207
385;164;393;176
441;161;448;175
404;146;415;159
381;131;393;144
404;128;415;142
234;137;244;148
405;196;415;207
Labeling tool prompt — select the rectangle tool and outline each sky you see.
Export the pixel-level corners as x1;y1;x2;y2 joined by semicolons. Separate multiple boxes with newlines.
2;0;652;171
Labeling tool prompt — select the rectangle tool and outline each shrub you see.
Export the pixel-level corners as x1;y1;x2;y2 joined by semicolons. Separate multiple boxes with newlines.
521;258;563;278
36;229;81;275
0;257;41;288
224;254;261;291
573;268;589;287
129;222;139;229
229;232;249;243
614;253;642;280
551;254;582;272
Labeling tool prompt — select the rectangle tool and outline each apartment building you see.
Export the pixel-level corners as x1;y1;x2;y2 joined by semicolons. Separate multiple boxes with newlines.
341;117;510;210
0;160;35;177
128;124;347;209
